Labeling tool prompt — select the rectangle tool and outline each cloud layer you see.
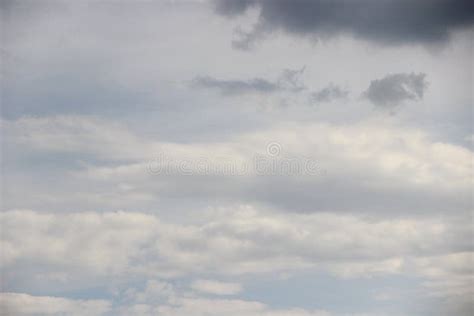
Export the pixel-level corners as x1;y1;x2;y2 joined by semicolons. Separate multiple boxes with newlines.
4;115;471;215
215;0;474;49
2;208;472;314
2;208;471;280
1;1;472;315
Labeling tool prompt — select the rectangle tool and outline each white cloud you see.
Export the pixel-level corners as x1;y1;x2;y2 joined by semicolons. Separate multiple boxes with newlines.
6;115;472;188
191;279;242;295
2;116;148;160
4;115;471;215
122;280;177;304
0;293;110;316
153;297;330;316
1;207;471;308
116;281;330;316
0;288;331;316
0;279;330;316
415;252;473;299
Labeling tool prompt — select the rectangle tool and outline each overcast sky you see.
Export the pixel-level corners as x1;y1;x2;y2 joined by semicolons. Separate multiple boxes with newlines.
1;1;473;315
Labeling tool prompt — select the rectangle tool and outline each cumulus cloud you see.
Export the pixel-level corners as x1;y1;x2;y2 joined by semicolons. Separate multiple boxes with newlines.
364;73;428;107
191;280;242;295
214;0;474;49
0;284;330;316
0;293;111;316
2;208;472;314
5;116;471;215
191;67;305;95
117;280;331;316
311;84;348;103
414;252;474;315
151;297;330;316
2;115;147;160
1;208;470;280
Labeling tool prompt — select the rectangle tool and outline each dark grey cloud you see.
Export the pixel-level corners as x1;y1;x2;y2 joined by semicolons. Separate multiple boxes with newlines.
364;73;428;107
214;0;474;49
311;84;348;103
191;67;305;95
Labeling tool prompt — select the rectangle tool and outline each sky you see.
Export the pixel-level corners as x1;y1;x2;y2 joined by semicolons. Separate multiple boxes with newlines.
0;1;473;315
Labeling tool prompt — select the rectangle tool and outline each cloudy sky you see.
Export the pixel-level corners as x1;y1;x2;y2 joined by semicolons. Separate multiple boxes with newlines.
1;1;473;315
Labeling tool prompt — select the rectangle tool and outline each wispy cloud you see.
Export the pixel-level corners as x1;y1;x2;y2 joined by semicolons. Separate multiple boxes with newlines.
191;67;305;95
311;84;349;103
